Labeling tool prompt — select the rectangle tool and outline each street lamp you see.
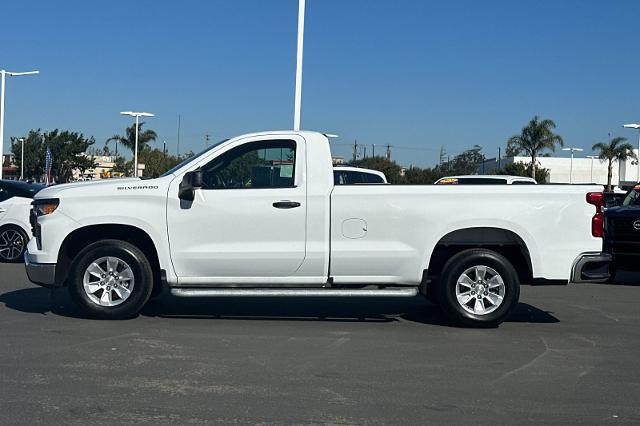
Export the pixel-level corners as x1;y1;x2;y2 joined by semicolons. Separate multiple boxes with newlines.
562;147;584;184
18;138;25;180
586;155;598;183
293;0;305;131
623;123;640;183
0;70;39;180
120;111;154;177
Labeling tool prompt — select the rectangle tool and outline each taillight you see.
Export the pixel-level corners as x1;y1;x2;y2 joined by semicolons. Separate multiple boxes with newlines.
586;192;604;238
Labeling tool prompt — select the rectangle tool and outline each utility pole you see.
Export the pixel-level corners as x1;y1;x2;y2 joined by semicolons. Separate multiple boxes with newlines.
363;146;367;159
498;147;501;169
204;132;211;147
439;146;447;165
372;144;375;157
386;144;391;161
352;140;358;162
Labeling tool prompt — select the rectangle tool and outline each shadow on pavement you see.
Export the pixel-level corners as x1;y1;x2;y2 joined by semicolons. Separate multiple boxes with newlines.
0;287;559;326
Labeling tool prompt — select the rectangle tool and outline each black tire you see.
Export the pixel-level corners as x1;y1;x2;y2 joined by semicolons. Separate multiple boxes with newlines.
0;225;29;263
436;248;520;328
606;265;618;284
68;239;154;319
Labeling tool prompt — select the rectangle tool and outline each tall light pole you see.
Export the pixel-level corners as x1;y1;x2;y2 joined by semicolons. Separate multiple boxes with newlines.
0;70;39;180
586;155;598;183
293;0;305;131
120;111;154;177
18;138;25;180
623;123;640;183
562;147;584;184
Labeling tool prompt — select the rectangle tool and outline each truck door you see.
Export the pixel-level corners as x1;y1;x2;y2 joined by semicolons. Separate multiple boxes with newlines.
166;136;307;283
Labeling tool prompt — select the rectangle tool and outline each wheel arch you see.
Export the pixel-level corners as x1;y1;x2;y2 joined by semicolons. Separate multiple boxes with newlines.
0;221;30;236
56;224;163;292
426;227;533;285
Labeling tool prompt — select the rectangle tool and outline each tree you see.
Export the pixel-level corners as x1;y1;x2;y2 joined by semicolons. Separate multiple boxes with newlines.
403;166;439;184
106;122;157;155
507;116;564;178
11;129;97;183
592;136;636;192
111;156;132;176
448;145;485;175
137;147;186;178
350;156;405;184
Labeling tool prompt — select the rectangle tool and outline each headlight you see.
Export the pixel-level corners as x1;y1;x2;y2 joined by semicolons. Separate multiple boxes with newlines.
32;198;59;217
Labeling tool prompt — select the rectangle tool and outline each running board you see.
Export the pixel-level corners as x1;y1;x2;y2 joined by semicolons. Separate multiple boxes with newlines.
170;287;419;298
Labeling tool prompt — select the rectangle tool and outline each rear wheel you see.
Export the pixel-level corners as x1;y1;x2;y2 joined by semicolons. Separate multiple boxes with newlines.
0;225;29;263
437;249;520;327
68;239;153;319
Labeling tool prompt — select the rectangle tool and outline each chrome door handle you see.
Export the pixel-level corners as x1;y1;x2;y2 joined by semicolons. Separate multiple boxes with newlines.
0;208;6;213
272;201;301;209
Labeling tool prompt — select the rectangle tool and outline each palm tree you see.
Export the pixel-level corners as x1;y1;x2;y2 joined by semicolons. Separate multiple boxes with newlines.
592;136;636;192
106;122;157;156
507;116;564;179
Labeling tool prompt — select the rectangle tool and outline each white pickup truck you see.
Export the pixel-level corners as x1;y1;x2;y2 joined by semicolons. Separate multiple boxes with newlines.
24;130;611;326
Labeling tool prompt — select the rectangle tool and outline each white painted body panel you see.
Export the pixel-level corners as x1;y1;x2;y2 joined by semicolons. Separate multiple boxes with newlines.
29;130;599;286
0;195;32;235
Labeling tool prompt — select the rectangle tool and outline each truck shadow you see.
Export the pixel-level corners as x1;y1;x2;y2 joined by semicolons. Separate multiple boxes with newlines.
0;287;559;326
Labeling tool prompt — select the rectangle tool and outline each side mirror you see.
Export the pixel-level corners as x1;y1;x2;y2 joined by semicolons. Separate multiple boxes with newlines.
178;169;203;201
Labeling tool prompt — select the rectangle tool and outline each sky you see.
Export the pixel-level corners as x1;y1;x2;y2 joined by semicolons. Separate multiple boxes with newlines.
1;0;640;167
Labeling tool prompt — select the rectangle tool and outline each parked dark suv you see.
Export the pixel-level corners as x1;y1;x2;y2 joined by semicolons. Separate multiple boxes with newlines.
604;184;640;277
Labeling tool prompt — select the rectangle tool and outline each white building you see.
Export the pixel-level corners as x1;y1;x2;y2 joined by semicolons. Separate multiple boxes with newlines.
72;155;145;181
479;149;639;187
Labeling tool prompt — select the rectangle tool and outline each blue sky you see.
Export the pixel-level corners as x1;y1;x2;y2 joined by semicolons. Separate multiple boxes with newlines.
1;0;639;167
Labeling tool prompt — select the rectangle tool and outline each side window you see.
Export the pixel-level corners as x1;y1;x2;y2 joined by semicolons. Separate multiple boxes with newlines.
343;171;365;184
458;178;508;185
0;187;12;203
201;140;296;189
363;173;384;184
512;180;536;185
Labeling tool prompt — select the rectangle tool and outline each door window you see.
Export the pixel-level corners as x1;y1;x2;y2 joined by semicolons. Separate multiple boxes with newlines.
201;140;296;189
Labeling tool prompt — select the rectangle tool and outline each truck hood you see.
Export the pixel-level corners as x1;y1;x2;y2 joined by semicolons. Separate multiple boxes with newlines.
34;178;144;199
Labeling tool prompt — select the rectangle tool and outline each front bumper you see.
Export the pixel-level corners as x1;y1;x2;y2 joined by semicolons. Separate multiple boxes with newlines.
571;252;612;283
24;251;59;287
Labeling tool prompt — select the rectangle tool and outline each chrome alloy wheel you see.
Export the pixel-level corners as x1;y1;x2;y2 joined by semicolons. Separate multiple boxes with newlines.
455;265;505;315
0;229;25;261
83;256;135;307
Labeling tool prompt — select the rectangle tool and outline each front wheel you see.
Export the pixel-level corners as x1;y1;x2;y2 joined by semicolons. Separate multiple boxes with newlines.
68;239;154;319
0;225;29;263
437;249;520;327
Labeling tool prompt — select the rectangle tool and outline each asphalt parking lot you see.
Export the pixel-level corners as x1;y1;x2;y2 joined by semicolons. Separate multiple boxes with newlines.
1;263;639;425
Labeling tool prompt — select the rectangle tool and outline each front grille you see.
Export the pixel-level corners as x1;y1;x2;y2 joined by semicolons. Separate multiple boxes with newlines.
609;218;640;241
29;209;37;236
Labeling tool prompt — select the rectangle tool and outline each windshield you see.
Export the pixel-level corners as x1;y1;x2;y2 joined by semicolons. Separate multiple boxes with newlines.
623;185;640;206
161;139;229;177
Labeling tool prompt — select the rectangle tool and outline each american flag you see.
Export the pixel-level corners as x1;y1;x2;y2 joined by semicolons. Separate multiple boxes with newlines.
45;146;52;184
